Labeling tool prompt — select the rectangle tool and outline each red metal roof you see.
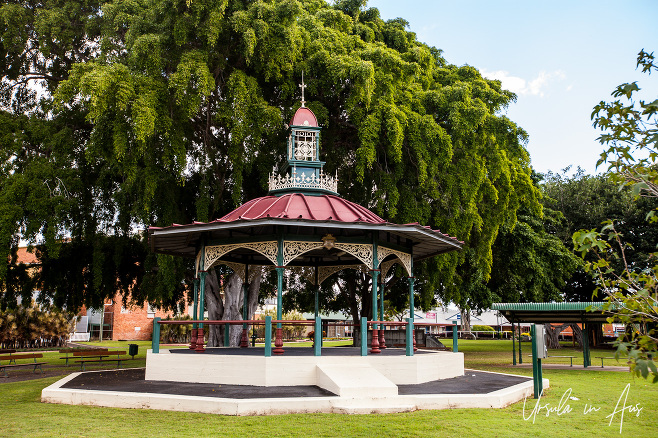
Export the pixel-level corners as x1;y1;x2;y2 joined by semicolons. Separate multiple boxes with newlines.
216;193;385;223
291;107;318;127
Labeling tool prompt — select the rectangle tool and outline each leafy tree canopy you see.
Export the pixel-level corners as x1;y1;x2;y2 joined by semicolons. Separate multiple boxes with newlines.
1;0;538;316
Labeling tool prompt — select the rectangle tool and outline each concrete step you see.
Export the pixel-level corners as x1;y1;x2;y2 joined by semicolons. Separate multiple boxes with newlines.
316;363;398;398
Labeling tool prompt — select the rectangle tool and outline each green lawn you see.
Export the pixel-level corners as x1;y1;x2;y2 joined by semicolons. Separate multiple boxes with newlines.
1;339;656;437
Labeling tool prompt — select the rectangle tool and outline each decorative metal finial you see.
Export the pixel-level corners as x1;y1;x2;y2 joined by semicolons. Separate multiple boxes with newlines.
299;71;306;107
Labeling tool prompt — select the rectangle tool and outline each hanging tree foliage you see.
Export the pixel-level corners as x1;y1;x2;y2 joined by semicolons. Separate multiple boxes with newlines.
2;0;538;320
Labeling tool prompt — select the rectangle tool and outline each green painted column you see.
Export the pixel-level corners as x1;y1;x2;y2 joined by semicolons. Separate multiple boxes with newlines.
519;324;523;365
406;317;414;356
370;236;379;328
512;320;517;366
408;276;415;323
531;324;544;399
152;317;161;353
275;267;284;328
198;271;207;330
192;278;199;327
583;322;590;368
360;317;367;356
371;270;380;327
264;316;272;357
379;275;384;332
314;317;322;356
452;320;458;352
314;266;320;318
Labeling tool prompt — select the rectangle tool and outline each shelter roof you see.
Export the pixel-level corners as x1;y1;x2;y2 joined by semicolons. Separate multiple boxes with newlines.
217;193;385;223
491;302;612;323
148;193;462;264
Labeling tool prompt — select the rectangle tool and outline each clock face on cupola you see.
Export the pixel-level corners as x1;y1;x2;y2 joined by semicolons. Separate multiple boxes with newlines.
268;74;338;196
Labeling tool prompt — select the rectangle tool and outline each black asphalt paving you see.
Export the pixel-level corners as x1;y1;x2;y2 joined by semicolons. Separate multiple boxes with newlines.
61;368;531;399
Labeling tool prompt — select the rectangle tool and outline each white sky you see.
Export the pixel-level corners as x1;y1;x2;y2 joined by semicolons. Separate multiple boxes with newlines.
368;0;658;175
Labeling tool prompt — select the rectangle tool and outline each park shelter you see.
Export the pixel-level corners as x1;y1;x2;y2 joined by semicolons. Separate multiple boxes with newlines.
148;83;463;355
491;302;612;367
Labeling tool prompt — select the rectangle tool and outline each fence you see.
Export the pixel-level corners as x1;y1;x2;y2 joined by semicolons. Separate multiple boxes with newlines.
152;318;460;357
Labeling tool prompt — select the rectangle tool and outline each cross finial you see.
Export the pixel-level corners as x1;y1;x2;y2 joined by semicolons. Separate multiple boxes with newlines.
299;71;306;108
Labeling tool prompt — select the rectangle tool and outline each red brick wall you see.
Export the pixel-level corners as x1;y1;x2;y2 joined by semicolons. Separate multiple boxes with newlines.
108;293;189;341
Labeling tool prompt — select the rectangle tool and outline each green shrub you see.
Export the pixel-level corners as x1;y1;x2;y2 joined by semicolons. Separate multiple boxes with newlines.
472;325;494;332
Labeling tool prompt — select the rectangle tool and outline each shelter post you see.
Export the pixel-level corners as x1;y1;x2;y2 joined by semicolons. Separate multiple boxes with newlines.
512;319;516;366
379;275;386;349
274;266;285;355
583;321;590;368
240;265;249;348
360;317;367;356
264;316;272;357
369;237;381;353
406;318;414;356
518;325;523;364
452;320;458;352
152;317;161;353
314;317;322;356
195;270;207;352
409;275;417;352
314;266;319;318
190;278;199;350
370;269;381;354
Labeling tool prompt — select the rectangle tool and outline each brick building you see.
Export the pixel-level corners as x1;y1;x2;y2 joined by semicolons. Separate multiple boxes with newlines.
15;246;190;342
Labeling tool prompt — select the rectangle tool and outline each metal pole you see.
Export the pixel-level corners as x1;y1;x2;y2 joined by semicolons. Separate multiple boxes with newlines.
406;317;414;356
452;320;458;352
152;317;161;354
264;316;272;357
519;323;523;365
314;316;321;356
360;317;367;356
512;319;516;365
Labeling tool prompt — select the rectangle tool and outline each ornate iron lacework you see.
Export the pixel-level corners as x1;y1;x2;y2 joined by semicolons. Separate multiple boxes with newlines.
377;246;412;276
334;243;373;268
195;251;202;275
318;264;369;285
282;241;324;266
380;259;398;279
204;241;278;269
268;171;338;193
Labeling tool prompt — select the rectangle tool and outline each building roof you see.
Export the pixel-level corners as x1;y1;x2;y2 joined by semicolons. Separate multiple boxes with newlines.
491;302;612;323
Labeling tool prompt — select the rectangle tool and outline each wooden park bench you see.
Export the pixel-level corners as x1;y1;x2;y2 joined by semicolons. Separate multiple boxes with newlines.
59;348;109;366
0;349;17;363
0;353;46;377
594;356;618;368
73;350;131;371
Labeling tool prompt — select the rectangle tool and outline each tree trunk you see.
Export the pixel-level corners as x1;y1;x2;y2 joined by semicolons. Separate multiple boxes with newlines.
570;323;583;348
544;323;570;349
246;270;262;339
205;269;224;347
222;273;243;347
459;308;473;338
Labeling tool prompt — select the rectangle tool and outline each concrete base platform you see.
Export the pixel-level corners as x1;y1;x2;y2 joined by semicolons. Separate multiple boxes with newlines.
145;348;465;388
41;368;547;415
